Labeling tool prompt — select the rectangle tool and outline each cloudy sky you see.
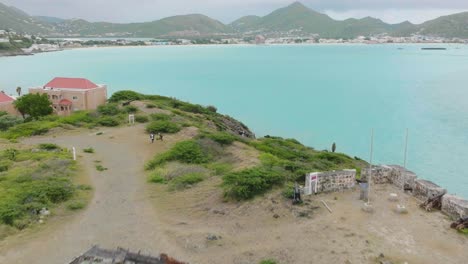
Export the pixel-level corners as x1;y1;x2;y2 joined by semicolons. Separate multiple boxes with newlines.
2;0;468;24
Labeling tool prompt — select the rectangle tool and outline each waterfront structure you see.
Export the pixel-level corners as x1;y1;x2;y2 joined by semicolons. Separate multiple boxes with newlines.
29;77;107;116
0;91;18;115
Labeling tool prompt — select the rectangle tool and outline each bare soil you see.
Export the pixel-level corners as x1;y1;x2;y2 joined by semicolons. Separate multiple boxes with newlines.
0;125;467;264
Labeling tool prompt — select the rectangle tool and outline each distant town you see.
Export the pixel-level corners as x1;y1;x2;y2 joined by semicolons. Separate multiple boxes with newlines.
1;29;467;56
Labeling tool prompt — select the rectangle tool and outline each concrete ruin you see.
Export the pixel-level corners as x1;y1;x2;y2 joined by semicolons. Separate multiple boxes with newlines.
413;179;446;200
305;169;356;195
442;194;468;219
361;165;417;190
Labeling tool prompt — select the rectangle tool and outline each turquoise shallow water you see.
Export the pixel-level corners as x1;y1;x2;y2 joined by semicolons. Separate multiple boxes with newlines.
1;44;468;198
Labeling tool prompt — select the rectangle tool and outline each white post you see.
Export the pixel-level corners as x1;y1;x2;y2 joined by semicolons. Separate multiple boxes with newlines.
72;147;76;161
367;129;374;204
129;114;135;125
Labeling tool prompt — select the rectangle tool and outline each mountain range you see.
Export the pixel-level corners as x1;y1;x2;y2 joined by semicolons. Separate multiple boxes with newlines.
1;1;468;39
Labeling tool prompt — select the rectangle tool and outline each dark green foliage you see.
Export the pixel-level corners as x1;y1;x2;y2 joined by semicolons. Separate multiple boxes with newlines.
98;117;119;127
282;182;295;199
251;137;311;161
95;165;107;171
108;90;144;102
146;120;180;134
146;140;210;170
146;103;156;109
0;111;7;117
259;260;278;264
332;142;336;153
206;105;217;113
124;105;138;113
83;147;95;153
13;93;53;119
148;173;166;184
97;103;120;116
59;111;93;126
67;200;86;210
135;115;149;123
223;167;283;200
38;143;60;150
169;173;205;190
0;114;23;131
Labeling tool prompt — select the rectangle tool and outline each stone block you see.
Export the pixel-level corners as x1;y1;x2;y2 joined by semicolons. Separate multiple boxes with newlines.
413;179;446;200
441;194;468;219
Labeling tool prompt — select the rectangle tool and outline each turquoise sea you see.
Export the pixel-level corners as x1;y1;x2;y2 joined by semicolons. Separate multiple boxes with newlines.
1;44;467;198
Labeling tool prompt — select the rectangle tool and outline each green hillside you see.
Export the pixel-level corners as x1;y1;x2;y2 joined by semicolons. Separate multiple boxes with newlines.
0;2;50;34
1;1;468;39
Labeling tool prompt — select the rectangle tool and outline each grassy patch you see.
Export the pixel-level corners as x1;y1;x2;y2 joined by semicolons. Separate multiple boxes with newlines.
150;113;171;121
95;165;108;171
135;115;149;123
259;260;278;264
148;172;167;184
146;120;180;134
206;162;233;175
223;167;283;200
146;140;210;170
83;147;95;153
38;143;60;150
98;117;120;127
203;131;238;146
169;173;205;190
0;148;78;228
66;200;86;210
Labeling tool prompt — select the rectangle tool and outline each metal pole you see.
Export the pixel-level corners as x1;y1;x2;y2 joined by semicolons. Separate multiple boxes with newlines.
368;129;374;204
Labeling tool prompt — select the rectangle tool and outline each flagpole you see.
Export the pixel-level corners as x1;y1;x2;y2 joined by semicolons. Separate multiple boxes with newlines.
368;128;374;204
403;128;409;168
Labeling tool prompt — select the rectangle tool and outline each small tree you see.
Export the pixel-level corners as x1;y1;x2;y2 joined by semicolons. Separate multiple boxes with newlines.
14;93;53;119
16;87;21;97
332;142;336;153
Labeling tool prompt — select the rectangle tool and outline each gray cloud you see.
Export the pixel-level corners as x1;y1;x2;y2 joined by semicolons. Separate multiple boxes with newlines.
2;0;468;23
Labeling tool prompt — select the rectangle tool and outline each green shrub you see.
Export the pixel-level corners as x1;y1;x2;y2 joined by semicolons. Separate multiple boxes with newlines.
177;103;206;114
67;200;86;210
97;104;120;116
282;182;295;199
135;115;149;123
0;160;12;172
0;115;23;131
259;259;277;264
2;120;56;139
206;132;237;146
150;113;171;121
223;167;284;200
146;103;156;109
148;172;166;184
124;105;138;113
83;147;95;153
0;111;7;117
206;105;217;113
169;173;204;190
146;140;210;170
38;143;60;150
96;165;107;171
59;111;93;126
4;148;18;161
108;90;144;102
98;117;119;127
146;120;180;134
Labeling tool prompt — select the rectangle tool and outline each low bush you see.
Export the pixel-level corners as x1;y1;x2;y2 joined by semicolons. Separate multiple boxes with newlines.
124;105;138;113
146;120;180;134
223;167;284;200
281;182;295;199
2;120;56;139
98;117;120;127
146;140;210;170
83;147;95;153
0;115;23;131
97;103;120;116
96;165;107;171
259;259;277;264
59;111;93;126
205;132;237;146
148;172;166;184
169;173;204;190
135;115;149;123
108;90;144;102
206;105;217;113
38;143;60;150
146;103;156;109
206;162;233;175
67;200;86;210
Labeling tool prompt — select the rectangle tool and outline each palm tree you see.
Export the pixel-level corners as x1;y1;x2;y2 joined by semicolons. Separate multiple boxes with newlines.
16;86;21;97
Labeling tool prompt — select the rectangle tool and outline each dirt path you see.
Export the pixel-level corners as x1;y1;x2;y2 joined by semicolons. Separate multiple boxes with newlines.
0;125;187;264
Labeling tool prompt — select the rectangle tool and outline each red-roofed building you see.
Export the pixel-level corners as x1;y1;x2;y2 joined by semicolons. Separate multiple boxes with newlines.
0;91;18;116
29;77;107;116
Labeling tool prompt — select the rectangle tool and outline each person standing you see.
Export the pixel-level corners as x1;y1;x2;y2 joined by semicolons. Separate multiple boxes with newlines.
150;133;155;143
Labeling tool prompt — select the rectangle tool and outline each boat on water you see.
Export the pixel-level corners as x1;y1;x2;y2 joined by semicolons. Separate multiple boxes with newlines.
421;47;447;50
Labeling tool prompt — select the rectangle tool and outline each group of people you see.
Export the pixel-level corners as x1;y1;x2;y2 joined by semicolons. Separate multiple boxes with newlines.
150;132;163;143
